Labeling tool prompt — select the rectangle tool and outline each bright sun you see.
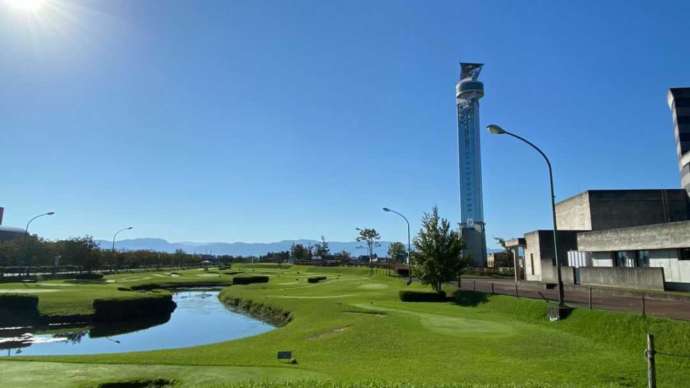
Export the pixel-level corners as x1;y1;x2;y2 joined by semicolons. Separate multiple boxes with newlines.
5;0;47;13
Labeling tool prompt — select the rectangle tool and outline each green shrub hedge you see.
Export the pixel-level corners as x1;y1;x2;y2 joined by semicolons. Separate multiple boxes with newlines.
233;275;269;285
399;290;447;302
93;295;176;321
0;294;39;311
307;276;327;283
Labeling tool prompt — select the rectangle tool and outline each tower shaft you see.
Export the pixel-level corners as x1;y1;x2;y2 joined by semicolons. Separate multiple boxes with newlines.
456;63;487;267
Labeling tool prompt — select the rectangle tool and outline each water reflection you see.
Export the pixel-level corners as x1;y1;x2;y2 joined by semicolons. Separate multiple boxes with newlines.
0;289;273;356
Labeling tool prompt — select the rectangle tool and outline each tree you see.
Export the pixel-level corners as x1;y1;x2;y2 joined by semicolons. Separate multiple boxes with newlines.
388;242;407;263
356;228;381;269
412;207;468;293
313;236;330;258
290;243;311;261
59;236;101;273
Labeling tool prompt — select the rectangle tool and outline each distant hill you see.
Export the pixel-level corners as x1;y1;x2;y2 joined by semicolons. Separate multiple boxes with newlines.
97;238;393;257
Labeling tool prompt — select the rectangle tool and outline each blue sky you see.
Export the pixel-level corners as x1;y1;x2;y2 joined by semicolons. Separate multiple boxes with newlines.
1;0;689;247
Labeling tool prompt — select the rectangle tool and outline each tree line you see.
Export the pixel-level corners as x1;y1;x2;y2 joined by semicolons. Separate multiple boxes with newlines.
0;235;217;275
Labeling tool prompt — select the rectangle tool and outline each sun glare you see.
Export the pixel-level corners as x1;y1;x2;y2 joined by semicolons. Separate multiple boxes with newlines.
5;0;46;13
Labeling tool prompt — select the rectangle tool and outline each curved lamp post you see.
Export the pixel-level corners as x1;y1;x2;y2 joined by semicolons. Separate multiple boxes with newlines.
383;207;413;284
112;226;133;252
487;124;565;308
24;211;55;276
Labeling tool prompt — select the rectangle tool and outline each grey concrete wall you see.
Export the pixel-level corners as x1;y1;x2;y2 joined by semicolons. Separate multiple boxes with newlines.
524;230;580;281
580;267;665;291
556;192;592;230
589;190;689;230
541;260;575;284
578;220;690;251
555;189;690;233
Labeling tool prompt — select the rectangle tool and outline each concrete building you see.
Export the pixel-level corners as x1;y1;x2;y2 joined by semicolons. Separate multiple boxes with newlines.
456;62;487;267
575;220;690;291
523;230;580;282
668;88;690;196
556;189;689;230
512;189;690;287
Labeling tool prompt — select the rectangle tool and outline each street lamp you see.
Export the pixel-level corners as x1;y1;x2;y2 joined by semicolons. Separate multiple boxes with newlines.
487;124;566;311
24;211;55;276
112;226;133;252
383;207;412;284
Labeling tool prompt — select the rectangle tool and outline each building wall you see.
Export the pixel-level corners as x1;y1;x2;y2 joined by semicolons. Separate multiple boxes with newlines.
579;267;666;291
649;249;690;284
668;88;690;195
556;192;592;230
523;230;580;282
578;220;690;251
589;190;689;230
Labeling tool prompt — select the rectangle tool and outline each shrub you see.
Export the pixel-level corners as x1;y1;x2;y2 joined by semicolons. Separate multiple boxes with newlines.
0;294;39;311
307;276;327;283
398;290;447;302
395;267;410;277
93;295;176;321
233;275;269;285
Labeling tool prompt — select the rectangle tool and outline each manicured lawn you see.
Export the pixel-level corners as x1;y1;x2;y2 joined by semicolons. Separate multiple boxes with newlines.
2;264;690;387
0;268;234;316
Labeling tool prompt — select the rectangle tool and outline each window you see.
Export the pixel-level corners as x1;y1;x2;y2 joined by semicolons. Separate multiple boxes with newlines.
680;248;690;260
530;254;535;275
639;250;650;267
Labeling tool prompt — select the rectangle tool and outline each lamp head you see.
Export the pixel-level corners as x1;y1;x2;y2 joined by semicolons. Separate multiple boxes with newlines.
127;226;134;230
383;208;390;212
487;124;507;135
46;211;55;216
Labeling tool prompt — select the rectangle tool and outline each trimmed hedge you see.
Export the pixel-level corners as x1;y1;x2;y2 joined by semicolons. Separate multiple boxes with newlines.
0;294;39;311
399;290;447;302
395;267;410;277
233;275;269;285
222;297;292;326
93;295;176;322
307;276;327;283
0;294;41;326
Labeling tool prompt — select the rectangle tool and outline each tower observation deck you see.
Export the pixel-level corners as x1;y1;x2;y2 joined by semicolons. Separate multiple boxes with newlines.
456;63;487;267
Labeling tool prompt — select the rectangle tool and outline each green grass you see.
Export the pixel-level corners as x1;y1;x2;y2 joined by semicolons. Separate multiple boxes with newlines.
0;268;234;316
2;265;690;387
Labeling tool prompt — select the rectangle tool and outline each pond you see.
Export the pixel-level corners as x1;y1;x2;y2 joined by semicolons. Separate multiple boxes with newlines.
0;289;274;356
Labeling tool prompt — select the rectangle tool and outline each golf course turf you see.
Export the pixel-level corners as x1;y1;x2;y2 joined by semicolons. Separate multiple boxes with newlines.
2;265;690;387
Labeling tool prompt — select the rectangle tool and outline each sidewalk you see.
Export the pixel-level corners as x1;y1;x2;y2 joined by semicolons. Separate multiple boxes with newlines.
458;276;690;321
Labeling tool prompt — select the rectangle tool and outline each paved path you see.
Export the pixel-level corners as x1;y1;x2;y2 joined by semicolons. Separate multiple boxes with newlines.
459;276;690;321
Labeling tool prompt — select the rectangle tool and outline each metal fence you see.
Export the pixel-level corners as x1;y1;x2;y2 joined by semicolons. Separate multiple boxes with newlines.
458;277;690;321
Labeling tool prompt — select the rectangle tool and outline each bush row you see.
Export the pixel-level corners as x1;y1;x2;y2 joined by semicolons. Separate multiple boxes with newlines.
399;290;447;302
0;294;39;310
307;276;327;283
93;294;176;322
222;296;291;326
233;275;270;285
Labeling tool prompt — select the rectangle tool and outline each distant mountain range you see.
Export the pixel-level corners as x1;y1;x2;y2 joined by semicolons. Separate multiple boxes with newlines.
96;238;393;257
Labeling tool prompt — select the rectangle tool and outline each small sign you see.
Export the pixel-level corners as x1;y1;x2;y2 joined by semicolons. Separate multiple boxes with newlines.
277;351;292;360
